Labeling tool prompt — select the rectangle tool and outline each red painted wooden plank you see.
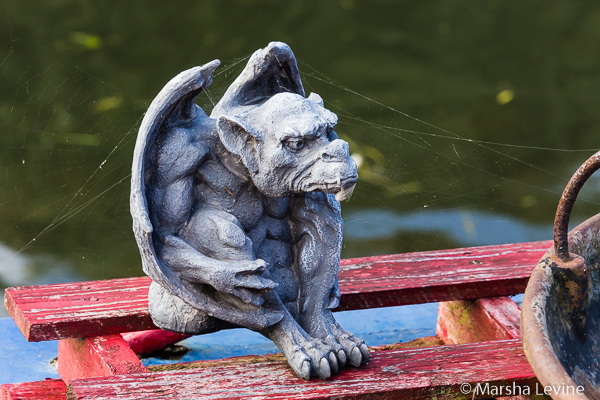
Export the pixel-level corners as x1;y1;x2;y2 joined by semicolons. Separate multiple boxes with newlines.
5;240;551;342
4;277;155;342
436;297;525;400
0;338;442;400
58;334;146;382
437;296;521;345
1;379;66;400
337;240;549;310
66;339;537;400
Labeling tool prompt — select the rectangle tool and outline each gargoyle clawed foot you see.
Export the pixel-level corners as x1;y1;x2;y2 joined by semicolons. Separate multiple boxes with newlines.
265;314;338;380
303;312;370;368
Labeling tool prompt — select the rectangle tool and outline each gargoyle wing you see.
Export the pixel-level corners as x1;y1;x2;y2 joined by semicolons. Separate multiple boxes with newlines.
131;61;285;330
130;61;220;291
211;41;305;118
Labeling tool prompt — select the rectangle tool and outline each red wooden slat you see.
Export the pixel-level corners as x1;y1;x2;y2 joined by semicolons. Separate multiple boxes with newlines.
337;240;549;310
4;240;551;342
58;334;146;382
437;297;521;344
436;298;524;400
66;339;537;400
1;379;66;400
4;277;154;342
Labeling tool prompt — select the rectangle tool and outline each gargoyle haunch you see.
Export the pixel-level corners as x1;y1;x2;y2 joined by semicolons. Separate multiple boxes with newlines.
130;42;368;379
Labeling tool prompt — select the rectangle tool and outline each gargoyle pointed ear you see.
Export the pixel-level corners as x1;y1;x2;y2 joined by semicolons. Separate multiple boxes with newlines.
217;115;260;174
307;92;324;107
211;42;305;117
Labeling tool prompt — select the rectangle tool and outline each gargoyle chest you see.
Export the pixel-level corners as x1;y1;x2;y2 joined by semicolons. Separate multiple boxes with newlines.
194;157;293;254
194;158;265;231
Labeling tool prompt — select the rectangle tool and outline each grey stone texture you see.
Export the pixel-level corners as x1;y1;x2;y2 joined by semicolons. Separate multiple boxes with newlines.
131;42;367;379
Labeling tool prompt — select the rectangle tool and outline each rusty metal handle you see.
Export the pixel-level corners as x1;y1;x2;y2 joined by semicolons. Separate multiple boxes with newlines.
554;151;600;261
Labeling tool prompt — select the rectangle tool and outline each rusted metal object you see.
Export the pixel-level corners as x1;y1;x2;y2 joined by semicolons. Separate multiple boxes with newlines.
522;150;600;400
554;151;600;262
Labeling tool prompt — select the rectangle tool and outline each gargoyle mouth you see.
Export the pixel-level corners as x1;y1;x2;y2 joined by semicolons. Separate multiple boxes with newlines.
306;174;358;201
339;175;358;188
335;175;358;202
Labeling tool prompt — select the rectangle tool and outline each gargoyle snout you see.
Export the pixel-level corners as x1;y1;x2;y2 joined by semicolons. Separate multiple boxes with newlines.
321;139;350;162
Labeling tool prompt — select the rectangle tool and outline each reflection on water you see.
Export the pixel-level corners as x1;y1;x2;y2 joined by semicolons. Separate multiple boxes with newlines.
343;208;555;256
342;208;573;259
1;1;600;303
0;242;82;317
0;244;28;288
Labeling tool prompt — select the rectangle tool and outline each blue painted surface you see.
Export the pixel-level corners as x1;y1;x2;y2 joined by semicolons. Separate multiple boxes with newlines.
0;317;59;385
0;296;527;381
0;301;440;382
141;303;439;366
511;293;524;307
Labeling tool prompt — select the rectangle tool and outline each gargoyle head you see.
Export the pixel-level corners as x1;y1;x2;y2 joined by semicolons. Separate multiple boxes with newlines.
213;41;357;201
217;92;357;201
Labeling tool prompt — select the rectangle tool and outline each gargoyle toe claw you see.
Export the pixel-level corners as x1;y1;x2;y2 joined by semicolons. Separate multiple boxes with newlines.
328;352;339;374
337;349;347;367
300;360;311;380
348;346;362;367
319;357;331;379
359;343;369;363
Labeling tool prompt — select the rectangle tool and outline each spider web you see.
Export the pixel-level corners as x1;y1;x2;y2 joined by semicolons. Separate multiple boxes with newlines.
1;11;600;320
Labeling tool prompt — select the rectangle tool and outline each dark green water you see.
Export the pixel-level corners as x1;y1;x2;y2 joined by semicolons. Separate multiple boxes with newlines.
2;1;600;315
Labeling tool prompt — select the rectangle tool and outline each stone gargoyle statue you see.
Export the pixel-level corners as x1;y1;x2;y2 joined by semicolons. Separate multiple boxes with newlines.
130;42;368;379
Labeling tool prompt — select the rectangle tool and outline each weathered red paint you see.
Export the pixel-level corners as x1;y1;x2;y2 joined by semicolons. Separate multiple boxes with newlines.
4;277;154;342
435;297;527;400
66;339;538;400
121;330;190;355
0;339;443;400
437;296;521;345
337;240;549;311
4;240;550;342
1;242;551;399
58;334;146;382
0;379;66;400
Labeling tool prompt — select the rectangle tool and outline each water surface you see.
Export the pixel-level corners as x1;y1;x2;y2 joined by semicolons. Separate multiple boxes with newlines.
1;1;600;316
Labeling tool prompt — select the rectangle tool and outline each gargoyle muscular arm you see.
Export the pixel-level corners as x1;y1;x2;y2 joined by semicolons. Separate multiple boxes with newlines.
150;127;275;303
151;127;207;240
289;192;343;312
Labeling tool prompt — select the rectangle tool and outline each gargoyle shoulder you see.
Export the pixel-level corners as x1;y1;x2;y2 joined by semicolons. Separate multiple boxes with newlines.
153;110;217;183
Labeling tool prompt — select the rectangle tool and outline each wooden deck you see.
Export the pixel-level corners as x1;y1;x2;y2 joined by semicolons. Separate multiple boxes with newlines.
4;241;549;341
1;240;551;399
66;340;534;400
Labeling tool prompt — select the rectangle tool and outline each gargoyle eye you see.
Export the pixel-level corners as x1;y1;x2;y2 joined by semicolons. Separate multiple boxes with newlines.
284;138;305;152
326;126;333;139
